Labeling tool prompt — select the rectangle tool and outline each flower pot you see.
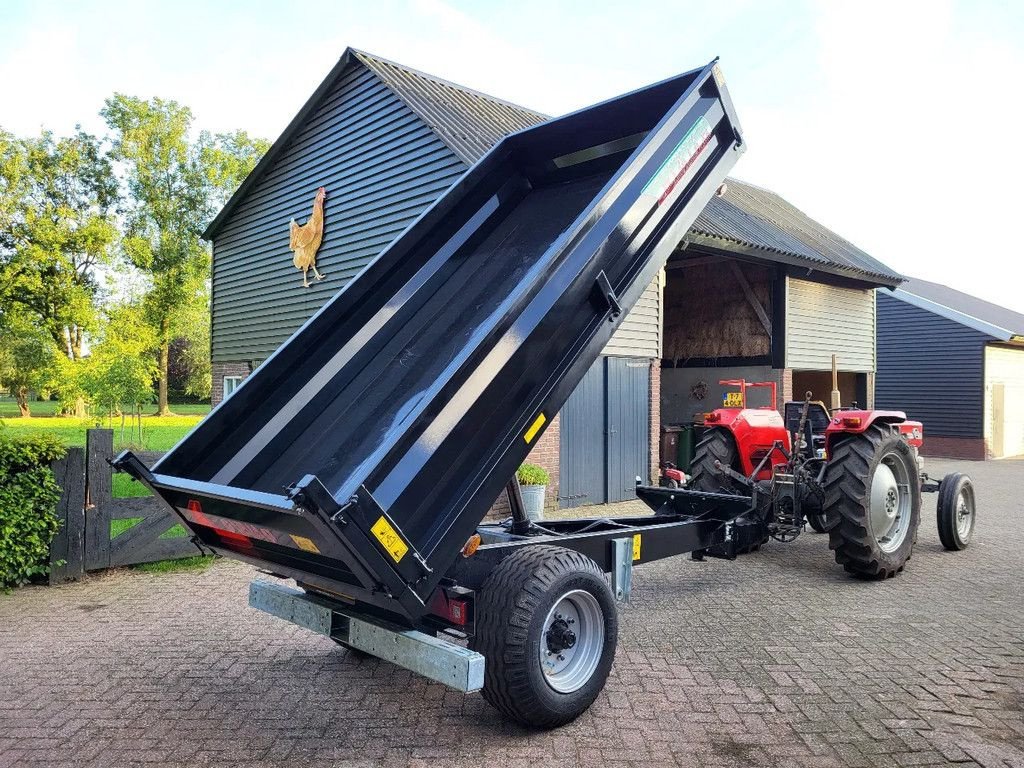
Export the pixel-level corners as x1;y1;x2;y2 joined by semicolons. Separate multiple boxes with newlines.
520;484;546;520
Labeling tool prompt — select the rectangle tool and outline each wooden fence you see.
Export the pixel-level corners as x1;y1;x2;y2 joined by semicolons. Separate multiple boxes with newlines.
49;429;201;584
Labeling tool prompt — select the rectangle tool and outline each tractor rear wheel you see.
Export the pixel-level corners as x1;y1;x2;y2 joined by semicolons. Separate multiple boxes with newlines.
806;512;829;533
689;428;767;553
824;426;921;579
690;428;743;495
470;546;617;728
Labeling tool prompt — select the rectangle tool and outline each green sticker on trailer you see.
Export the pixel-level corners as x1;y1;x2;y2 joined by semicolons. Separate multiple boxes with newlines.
642;116;714;205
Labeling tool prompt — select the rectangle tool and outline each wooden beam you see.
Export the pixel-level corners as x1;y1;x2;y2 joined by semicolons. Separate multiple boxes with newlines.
729;261;772;335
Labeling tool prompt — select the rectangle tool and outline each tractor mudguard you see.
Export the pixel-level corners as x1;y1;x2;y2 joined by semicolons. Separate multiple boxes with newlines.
703;408;790;478
824;410;923;454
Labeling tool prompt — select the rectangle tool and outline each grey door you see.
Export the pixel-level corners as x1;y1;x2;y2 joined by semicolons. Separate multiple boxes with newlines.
559;356;650;508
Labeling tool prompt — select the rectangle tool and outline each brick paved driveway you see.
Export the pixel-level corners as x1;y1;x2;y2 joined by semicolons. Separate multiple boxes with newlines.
2;458;1023;768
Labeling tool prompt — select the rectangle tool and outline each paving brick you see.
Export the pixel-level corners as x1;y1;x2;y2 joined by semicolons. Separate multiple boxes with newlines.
0;459;1022;767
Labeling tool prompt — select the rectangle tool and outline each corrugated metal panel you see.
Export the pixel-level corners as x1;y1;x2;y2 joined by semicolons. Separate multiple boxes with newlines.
353;50;547;165
605;357;650;503
984;345;1024;457
875;292;987;438
692;180;902;286
899;277;1024;340
603;274;662;358
559;359;606;508
785;278;876;372
211;64;467;362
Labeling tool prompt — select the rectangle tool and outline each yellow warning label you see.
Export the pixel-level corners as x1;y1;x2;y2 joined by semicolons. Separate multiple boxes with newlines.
524;412;547;444
371;516;409;563
632;534;642;562
289;534;320;554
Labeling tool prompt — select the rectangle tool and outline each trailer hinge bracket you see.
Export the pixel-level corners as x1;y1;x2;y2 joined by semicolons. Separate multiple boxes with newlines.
593;270;622;320
287;474;345;522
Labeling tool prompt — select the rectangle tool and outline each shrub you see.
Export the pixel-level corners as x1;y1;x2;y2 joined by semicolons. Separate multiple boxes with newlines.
517;462;550;486
0;432;66;588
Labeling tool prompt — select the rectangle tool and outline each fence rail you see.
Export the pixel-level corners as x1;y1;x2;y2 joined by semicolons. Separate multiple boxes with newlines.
49;429;201;583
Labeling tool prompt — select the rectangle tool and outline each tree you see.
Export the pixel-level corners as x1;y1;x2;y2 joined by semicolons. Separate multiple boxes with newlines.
101;96;267;415
82;303;157;441
0;313;56;417
0;128;117;359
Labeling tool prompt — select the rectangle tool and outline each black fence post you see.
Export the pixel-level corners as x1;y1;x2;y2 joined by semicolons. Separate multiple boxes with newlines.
49;446;86;584
85;429;114;571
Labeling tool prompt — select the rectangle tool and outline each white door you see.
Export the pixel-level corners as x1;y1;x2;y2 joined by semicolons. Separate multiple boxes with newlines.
985;345;1024;458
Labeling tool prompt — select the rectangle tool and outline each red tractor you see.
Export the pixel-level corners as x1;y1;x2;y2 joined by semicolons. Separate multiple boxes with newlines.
683;380;976;578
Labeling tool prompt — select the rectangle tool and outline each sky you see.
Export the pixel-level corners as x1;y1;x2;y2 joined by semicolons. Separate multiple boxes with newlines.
2;0;1023;313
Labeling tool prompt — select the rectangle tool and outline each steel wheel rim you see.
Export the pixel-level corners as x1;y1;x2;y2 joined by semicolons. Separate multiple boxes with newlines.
539;589;604;693
869;451;912;553
956;487;975;539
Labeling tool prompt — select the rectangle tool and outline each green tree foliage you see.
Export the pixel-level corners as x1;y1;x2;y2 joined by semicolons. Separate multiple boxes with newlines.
82;303;158;421
0;128;117;359
0;312;57;417
0;432;66;588
101;96;267;415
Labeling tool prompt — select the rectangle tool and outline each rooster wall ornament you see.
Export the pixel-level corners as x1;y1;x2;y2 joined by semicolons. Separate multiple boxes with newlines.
290;186;327;288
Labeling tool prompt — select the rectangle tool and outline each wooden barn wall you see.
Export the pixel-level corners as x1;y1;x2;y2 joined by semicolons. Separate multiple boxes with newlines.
604;274;662;359
875;292;986;437
786;278;875;372
211;64;467;362
662;261;773;364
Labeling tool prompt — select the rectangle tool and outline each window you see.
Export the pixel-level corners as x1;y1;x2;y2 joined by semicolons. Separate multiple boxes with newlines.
223;375;245;399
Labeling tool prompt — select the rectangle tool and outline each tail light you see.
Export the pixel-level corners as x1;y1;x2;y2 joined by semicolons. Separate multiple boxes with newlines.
842;416;862;428
706;412;721;423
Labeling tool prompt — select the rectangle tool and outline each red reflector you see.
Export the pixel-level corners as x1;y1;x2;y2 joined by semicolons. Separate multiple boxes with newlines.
213;528;253;549
447;599;468;626
706;412;721;423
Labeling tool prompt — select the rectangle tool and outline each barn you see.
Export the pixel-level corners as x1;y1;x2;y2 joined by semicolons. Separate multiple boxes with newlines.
205;48;903;510
876;278;1024;459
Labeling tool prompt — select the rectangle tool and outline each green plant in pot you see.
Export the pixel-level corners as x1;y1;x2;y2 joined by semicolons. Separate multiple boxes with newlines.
516;463;550;521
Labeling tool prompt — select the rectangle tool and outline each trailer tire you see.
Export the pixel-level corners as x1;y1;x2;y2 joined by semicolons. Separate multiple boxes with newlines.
470;546;617;728
690;428;743;495
937;473;975;551
824;426;921;579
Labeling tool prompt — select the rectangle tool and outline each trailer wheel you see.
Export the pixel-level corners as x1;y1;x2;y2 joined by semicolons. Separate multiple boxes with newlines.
824;426;921;579
937;473;975;550
690;428;743;495
470;546;617;728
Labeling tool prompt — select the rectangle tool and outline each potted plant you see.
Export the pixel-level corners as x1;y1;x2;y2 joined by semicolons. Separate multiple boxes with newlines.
516;463;550;521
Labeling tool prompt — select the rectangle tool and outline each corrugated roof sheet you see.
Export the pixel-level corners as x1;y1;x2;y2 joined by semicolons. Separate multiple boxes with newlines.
353;50;547;165
895;277;1024;339
693;180;902;285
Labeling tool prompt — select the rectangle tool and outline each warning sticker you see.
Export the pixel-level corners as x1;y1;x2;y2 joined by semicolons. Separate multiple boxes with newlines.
289;534;320;554
371;516;409;563
632;534;642;562
524;412;547;444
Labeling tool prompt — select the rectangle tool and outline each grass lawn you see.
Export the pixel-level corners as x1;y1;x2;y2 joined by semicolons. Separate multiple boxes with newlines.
1;400;210;498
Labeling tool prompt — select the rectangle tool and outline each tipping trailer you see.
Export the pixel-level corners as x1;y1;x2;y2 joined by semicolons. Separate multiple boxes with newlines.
117;60;751;726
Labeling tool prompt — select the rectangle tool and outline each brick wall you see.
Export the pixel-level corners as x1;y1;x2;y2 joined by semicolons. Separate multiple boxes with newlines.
649;359;661;483
922;436;987;460
211;362;252;406
486;413;561;518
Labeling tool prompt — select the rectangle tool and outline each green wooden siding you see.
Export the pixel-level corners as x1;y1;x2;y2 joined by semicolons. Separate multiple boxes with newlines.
211;63;466;362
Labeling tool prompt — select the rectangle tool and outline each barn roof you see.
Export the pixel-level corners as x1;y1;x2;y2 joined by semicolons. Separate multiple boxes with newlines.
204;48;902;288
890;277;1024;341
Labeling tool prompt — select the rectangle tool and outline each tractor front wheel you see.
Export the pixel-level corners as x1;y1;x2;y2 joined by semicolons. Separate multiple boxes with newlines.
937;472;975;550
824;426;921;579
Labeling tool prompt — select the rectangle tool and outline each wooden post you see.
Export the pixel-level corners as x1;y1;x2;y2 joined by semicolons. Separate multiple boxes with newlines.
85;429;114;571
830;354;842;411
49;447;86;584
